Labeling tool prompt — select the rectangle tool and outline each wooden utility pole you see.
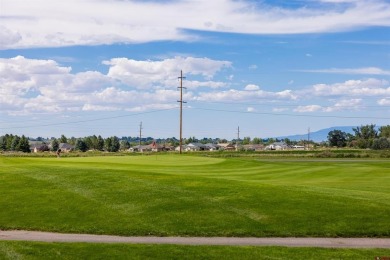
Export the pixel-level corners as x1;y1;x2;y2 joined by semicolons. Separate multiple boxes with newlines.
178;70;186;154
236;126;240;151
139;122;142;151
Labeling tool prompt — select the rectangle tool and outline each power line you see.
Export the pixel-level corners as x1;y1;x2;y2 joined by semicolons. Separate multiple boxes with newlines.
0;108;176;130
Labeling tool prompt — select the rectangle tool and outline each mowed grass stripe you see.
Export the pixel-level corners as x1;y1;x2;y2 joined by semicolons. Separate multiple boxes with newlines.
1;155;389;237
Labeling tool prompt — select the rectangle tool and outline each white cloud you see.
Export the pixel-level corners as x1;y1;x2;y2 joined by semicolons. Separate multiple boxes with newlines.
0;56;218;115
323;98;362;112
310;78;390;97
2;0;390;49
249;65;258;70
294;105;323;112
378;98;390;105
196;88;297;102
244;84;260;91
298;67;390;75
104;56;231;89
247;107;256;112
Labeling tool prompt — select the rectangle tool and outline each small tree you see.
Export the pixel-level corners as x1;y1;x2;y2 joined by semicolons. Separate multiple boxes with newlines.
97;135;104;151
51;139;59;152
19;135;31;153
75;139;88;152
327;130;347;147
379;125;390;138
110;136;120;152
372;137;390;150
59;134;67;143
120;140;130;150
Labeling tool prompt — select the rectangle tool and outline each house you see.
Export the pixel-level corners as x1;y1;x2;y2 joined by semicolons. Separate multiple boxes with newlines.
29;141;49;153
175;145;188;152
242;144;264;151
204;143;220;151
265;142;289;150
129;145;152;152
292;145;305;150
218;143;236;151
185;143;207;151
59;143;75;152
150;141;165;152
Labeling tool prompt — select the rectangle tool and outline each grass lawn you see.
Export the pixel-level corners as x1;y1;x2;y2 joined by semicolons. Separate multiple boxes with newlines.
1;241;390;260
0;154;389;237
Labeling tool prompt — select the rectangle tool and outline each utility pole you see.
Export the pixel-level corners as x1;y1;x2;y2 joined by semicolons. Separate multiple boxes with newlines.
177;70;186;154
236;126;240;151
139;122;142;151
307;127;310;150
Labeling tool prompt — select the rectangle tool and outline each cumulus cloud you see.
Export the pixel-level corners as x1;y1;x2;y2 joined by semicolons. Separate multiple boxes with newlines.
0;56;221;114
2;0;390;49
294;99;363;113
103;56;231;89
310;78;390;97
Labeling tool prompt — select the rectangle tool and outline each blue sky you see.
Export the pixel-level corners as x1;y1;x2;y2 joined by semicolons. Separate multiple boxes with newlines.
1;0;390;139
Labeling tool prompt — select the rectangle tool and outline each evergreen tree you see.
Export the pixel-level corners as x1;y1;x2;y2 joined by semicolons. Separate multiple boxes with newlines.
75;139;88;152
110;136;120;152
104;137;112;152
97;135;104;151
59;135;67;143
19;135;31;153
51;139;59;152
0;136;6;151
10;135;21;151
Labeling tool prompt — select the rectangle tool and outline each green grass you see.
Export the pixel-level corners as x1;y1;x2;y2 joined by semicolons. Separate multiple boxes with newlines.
0;154;389;237
1;242;390;260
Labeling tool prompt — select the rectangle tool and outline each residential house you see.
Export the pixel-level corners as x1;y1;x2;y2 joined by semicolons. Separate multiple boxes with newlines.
59;143;75;152
265;142;289;150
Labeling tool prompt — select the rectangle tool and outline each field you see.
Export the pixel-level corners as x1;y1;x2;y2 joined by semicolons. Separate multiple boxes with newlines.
1;154;389;237
1;154;390;258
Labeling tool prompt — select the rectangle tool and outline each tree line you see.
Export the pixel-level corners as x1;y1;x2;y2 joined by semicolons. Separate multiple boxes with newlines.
327;124;390;149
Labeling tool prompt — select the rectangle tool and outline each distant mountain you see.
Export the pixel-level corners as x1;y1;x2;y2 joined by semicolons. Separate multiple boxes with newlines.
277;126;356;142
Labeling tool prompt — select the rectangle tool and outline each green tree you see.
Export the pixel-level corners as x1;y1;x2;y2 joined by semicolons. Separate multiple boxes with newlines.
10;135;21;151
120;140;130;150
353;124;378;139
252;137;262;145
51;139;59;152
104;138;112;152
0;136;6;151
19;135;31;153
97;135;104;151
328;130;347;147
6;134;14;150
242;137;251;145
75;139;88;152
379;125;390;138
110;136;120;152
371;137;390;150
59;134;67;143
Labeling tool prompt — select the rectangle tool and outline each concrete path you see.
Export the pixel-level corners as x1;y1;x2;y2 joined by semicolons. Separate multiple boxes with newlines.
1;231;390;248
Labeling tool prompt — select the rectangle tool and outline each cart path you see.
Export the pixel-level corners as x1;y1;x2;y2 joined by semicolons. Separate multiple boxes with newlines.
1;231;390;248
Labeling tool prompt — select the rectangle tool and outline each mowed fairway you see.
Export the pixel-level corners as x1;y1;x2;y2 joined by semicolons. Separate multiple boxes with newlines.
0;155;389;237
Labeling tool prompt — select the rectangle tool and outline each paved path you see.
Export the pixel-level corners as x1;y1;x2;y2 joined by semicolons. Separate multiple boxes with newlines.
1;231;390;248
